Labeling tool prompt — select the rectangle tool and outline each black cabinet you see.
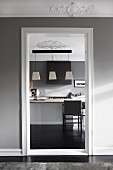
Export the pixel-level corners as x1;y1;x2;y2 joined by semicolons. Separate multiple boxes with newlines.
47;61;72;85
30;61;72;85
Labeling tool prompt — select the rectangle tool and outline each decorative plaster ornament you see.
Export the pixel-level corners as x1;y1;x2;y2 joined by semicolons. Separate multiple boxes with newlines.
50;1;95;17
37;40;69;49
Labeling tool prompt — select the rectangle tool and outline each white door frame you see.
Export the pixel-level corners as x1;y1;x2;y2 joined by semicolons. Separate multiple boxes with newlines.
21;27;94;156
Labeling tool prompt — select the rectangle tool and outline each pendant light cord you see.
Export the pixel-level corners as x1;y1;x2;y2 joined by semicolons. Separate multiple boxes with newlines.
68;53;69;71
51;53;53;71
35;53;36;72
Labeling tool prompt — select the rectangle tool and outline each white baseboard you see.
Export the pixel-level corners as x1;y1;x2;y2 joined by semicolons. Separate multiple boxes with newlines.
0;149;22;156
93;147;113;155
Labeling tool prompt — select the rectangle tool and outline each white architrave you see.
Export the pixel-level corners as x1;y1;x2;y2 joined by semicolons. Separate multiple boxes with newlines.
21;27;94;156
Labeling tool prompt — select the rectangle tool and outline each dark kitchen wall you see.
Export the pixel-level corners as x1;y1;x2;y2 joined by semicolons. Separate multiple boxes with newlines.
0;18;113;149
30;61;85;97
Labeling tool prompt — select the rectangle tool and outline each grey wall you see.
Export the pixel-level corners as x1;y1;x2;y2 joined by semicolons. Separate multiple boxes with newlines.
0;18;113;150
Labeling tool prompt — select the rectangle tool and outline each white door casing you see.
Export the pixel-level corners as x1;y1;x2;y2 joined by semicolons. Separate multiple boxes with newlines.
21;27;94;156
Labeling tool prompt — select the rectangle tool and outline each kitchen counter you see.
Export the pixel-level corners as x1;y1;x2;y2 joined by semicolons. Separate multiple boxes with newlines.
30;98;64;103
30;97;85;103
30;97;85;124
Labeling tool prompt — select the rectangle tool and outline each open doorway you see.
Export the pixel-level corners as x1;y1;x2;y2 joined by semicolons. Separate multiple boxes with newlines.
30;34;85;150
21;28;93;156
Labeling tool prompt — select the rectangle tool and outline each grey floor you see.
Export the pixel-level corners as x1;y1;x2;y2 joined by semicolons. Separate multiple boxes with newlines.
30;125;85;149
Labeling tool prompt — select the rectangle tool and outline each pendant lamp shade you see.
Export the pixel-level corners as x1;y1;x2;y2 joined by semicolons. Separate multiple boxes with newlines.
49;71;57;80
49;54;57;80
65;53;73;80
32;72;41;80
65;71;73;80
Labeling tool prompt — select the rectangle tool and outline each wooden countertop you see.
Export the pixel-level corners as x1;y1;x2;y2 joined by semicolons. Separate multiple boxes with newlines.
30;99;64;103
30;97;85;103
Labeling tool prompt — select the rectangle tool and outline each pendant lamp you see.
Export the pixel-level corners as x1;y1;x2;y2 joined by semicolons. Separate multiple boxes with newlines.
49;71;57;80
65;53;73;80
32;53;41;80
49;54;57;80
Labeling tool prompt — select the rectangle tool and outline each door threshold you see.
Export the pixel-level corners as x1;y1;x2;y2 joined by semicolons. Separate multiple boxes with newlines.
28;149;88;156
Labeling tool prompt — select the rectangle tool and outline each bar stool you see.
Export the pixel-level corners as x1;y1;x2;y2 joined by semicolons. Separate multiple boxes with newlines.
62;100;82;134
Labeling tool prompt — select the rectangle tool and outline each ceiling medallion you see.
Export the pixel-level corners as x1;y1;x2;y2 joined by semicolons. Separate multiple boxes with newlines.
37;40;69;49
50;1;95;17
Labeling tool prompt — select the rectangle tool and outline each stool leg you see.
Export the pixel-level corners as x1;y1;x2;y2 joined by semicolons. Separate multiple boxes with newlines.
78;114;79;132
63;114;66;130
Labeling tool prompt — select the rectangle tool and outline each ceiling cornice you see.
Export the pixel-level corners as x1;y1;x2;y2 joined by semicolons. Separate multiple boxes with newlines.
0;0;113;17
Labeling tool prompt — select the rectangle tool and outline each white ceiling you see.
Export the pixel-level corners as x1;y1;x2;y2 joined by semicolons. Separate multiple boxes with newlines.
29;34;85;61
0;0;113;17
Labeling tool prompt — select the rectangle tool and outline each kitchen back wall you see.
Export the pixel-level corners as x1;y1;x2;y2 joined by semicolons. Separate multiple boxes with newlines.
30;61;85;97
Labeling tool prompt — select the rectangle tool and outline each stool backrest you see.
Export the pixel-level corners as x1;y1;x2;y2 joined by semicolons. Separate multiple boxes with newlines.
64;100;81;116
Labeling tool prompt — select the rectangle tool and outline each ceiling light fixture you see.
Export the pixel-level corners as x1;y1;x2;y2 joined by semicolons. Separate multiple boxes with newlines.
65;53;73;80
49;54;57;80
32;53;41;80
32;50;72;80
